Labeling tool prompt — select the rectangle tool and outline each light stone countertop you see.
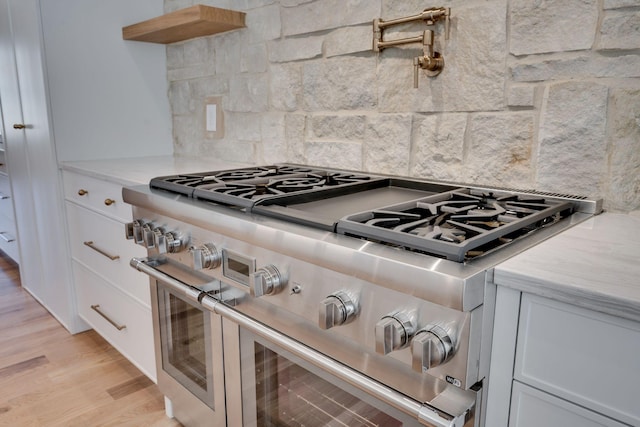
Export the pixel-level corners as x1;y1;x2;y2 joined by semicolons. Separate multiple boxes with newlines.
494;212;640;322
60;155;251;187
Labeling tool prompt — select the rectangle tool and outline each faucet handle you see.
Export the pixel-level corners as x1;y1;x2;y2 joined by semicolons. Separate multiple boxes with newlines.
413;57;420;88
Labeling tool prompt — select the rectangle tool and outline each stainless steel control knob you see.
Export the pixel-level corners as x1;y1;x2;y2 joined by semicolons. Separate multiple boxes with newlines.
163;231;187;254
125;220;138;240
250;265;284;297
375;312;417;355
191;243;221;270
319;291;357;330
142;223;155;248
128;220;145;244
152;227;165;252
411;325;454;373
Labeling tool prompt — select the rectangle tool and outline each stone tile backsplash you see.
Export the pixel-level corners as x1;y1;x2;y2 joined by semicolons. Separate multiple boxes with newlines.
165;0;640;212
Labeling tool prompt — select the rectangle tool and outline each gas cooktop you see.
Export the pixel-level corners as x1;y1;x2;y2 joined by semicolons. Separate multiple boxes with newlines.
152;165;380;208
149;164;592;262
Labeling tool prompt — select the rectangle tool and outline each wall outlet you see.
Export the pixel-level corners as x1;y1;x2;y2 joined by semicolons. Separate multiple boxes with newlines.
204;96;224;139
206;104;217;131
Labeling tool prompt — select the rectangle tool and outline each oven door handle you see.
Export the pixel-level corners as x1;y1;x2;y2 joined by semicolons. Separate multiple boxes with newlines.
130;257;204;304
200;294;474;427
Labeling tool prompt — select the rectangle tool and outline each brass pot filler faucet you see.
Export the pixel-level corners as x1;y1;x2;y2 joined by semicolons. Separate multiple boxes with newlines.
373;7;450;88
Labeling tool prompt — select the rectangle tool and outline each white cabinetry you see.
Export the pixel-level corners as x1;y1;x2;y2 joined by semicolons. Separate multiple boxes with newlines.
0;105;17;262
486;288;640;427
63;170;156;381
509;382;627;427
0;0;81;331
0;174;18;262
0;0;171;334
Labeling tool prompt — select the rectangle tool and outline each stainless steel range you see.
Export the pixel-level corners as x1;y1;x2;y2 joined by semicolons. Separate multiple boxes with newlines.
123;164;601;427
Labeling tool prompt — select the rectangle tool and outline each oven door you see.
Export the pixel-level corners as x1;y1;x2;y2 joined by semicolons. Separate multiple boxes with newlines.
237;327;419;426
142;258;227;426
204;299;477;427
134;258;478;427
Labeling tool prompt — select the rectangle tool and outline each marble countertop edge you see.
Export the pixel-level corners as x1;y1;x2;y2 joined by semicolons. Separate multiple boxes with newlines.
59;155;252;187
494;267;640;323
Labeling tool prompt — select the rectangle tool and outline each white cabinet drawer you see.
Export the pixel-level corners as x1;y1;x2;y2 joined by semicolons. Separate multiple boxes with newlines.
66;201;149;307
74;261;156;382
0;174;14;221
510;382;627;427
63;170;132;222
515;295;640;426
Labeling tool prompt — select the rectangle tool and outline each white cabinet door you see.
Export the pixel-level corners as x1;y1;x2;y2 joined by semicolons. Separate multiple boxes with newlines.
0;0;30;264
7;0;78;331
515;294;640;426
510;382;628;427
0;0;83;332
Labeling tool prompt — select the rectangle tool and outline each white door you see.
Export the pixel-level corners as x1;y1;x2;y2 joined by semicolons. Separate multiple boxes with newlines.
0;0;82;332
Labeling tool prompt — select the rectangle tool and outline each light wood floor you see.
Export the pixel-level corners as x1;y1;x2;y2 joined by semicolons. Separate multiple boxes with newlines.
0;252;181;426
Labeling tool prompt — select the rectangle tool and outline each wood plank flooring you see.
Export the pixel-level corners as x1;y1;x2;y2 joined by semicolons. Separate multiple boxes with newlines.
0;252;181;426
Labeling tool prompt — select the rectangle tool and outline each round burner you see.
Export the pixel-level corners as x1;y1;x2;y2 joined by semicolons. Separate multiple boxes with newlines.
327;172;371;185
266;176;327;193
213;183;258;199
214;167;279;181
277;166;319;174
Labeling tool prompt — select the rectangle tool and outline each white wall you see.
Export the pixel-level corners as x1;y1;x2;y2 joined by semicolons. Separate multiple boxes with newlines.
41;0;173;161
165;0;640;213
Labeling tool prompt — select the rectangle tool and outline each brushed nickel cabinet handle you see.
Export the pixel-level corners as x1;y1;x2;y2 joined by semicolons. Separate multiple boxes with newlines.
78;189;88;196
104;198;115;206
90;304;126;331
83;240;120;260
13;124;26;129
0;191;9;200
0;232;15;242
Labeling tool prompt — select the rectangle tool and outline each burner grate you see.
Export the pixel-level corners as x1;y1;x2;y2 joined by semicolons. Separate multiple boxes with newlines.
190;168;375;207
148;164;586;262
336;189;575;262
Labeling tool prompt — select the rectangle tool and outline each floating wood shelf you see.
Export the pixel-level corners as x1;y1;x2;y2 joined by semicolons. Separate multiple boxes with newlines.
122;5;246;44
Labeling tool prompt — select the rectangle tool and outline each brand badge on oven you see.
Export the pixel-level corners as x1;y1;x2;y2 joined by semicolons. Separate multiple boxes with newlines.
446;375;462;387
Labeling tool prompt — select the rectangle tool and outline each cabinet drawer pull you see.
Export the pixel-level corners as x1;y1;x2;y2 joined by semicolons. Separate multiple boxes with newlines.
78;189;88;196
0;191;9;200
90;304;126;331
83;241;120;260
13;123;26;129
0;232;15;242
104;198;115;206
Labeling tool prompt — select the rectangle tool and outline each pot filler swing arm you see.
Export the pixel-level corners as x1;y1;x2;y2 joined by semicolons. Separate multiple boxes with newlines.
373;7;450;88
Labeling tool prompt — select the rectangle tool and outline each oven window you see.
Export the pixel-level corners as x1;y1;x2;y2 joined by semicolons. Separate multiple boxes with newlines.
157;282;219;412
254;343;403;427
166;293;207;390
